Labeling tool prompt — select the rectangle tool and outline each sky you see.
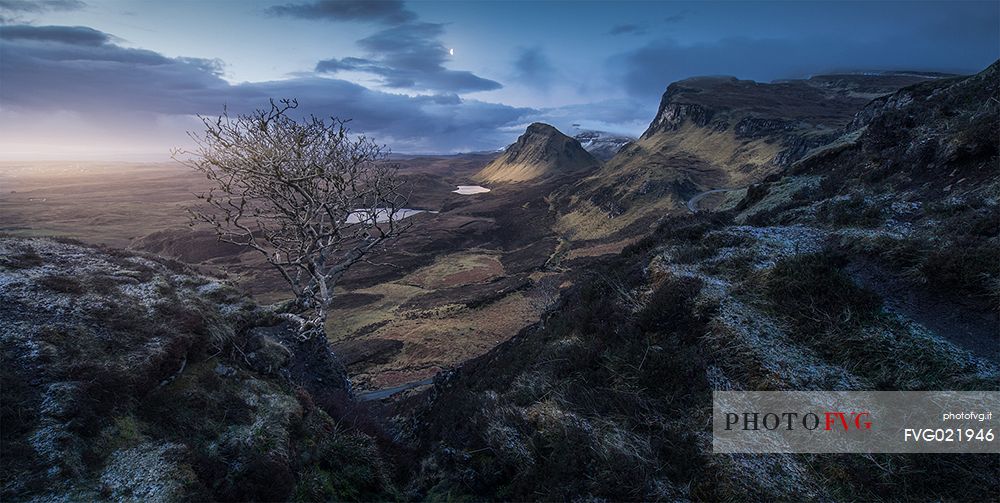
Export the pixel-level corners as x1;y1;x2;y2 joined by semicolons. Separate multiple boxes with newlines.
0;0;998;160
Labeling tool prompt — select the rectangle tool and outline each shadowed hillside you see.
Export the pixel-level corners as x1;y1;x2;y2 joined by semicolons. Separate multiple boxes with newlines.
2;2;997;502
401;62;1000;501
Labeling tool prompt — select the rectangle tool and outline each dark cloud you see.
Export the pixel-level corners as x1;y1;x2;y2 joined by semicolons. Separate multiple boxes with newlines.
316;22;502;93
608;24;645;36
268;0;415;24
608;13;685;37
0;24;530;152
0;24;109;45
315;56;374;73
611;3;999;102
512;47;554;90
357;20;438;54
615;27;1000;101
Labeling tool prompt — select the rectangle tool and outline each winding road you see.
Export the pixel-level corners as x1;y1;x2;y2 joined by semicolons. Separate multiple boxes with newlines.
686;188;736;213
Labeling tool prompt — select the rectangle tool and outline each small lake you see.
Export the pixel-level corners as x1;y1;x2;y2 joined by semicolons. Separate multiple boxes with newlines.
345;208;434;224
453;185;491;195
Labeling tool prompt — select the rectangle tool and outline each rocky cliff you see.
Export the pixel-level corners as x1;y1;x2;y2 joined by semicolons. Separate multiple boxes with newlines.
475;123;600;183
554;72;946;240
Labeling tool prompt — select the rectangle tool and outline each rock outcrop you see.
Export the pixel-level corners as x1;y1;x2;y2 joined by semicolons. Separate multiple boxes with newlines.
640;73;944;171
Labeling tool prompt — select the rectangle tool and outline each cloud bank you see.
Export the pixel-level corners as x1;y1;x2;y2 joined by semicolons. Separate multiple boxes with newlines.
0;0;85;23
269;0;416;25
0;24;531;154
275;1;500;95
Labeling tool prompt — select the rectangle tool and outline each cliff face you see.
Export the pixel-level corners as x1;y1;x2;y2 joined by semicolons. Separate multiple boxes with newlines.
793;60;999;198
0;237;394;502
553;73;944;241
639;73;942;167
475;123;600;183
641;80;719;138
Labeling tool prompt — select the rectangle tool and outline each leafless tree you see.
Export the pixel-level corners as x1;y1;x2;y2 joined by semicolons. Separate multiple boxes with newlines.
173;99;410;338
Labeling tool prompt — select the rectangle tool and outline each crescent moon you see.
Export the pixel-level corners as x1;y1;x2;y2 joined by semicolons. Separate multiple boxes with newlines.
449;48;455;56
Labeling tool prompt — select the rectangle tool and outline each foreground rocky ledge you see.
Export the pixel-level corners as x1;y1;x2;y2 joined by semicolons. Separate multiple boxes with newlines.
0;236;395;502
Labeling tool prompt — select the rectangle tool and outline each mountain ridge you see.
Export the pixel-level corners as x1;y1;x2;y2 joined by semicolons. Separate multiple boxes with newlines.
552;71;946;240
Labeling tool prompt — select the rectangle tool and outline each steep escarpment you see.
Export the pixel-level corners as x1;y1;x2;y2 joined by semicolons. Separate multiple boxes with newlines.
475;123;600;183
555;73;942;240
643;73;940;139
632;73;940;182
0;237;395;502
403;63;999;501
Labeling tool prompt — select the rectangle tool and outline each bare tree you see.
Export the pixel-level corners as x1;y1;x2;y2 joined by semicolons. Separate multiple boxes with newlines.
173;99;410;338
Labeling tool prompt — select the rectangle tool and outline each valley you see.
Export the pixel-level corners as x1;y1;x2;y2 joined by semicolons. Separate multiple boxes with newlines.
0;144;587;396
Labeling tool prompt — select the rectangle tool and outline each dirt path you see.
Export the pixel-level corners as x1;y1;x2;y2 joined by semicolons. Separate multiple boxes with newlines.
686;188;736;213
